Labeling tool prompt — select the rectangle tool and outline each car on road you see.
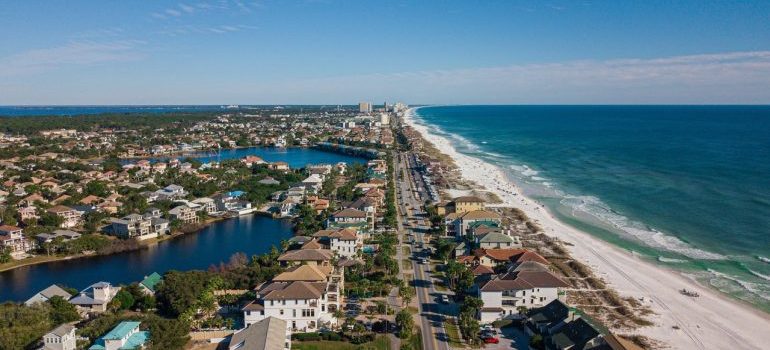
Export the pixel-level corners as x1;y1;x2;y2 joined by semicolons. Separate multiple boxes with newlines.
440;294;450;303
420;258;429;264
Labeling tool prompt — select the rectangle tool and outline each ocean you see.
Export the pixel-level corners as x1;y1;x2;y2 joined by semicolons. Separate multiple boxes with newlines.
411;105;770;312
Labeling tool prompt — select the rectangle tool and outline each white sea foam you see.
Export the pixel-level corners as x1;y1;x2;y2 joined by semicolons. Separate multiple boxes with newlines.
559;194;726;260
749;269;770;282
757;256;770;264
708;269;770;301
658;256;689;263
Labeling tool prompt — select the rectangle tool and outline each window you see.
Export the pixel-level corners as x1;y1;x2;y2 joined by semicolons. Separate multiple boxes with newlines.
280;309;284;315
293;310;296;317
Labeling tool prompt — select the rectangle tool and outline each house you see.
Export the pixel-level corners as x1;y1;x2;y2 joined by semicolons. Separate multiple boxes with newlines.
46;205;82;228
111;214;156;240
526;300;570;336
19;205;39;222
0;225;33;256
242;280;337;331
229;317;290;350
25;284;73;306
35;230;81;245
241;155;267;168
192;197;217;215
301;174;324;193
41;324;78;350
452;196;485;213
168;205;199;224
326;208;368;230
477;232;520;249
155;184;186;201
138;272;162;295
452;210;502;237
277;249;334;267
69;282;120;313
258;177;281;185
268;162;290;171
478;267;568;322
545;317;603;350
312;229;360;258
88;321;149;350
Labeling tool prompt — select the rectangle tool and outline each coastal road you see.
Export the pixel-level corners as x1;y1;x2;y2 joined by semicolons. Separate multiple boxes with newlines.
395;151;451;350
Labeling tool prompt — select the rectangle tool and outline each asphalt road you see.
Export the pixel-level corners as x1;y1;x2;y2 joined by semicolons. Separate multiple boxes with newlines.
395;151;451;350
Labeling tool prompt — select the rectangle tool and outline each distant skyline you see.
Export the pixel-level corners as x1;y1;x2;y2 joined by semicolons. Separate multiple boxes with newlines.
2;0;770;105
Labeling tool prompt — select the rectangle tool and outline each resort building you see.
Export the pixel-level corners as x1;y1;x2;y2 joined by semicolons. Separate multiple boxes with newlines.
88;321;149;350
41;324;78;350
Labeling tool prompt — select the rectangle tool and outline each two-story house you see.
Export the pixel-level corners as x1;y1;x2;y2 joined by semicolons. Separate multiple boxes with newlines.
0;225;33;257
69;282;120;313
478;264;568;323
41;324;78;350
168;205;199;224
46;205;82;228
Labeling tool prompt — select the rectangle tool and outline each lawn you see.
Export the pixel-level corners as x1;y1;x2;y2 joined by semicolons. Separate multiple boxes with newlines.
292;336;390;350
443;319;464;347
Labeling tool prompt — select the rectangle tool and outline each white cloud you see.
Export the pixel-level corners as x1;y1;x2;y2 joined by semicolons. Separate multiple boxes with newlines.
0;40;146;77
226;51;770;104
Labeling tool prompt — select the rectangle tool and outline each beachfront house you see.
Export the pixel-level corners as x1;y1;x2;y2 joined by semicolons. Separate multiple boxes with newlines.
477;263;568;323
477;232;520;249
69;282;120;313
41;324;78;350
452;210;502;237
88;321;149;350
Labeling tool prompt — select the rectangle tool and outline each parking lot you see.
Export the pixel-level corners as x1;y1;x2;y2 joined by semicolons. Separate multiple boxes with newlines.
481;326;530;350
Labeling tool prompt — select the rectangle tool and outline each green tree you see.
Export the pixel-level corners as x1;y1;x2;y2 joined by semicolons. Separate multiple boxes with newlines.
48;295;80;325
112;289;136;310
399;286;415;306
0;247;11;264
395;309;414;339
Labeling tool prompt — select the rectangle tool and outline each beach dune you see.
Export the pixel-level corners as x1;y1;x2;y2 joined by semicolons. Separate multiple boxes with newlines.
404;108;770;350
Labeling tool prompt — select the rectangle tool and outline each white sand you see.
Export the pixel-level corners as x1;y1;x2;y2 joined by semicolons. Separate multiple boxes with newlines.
404;108;770;349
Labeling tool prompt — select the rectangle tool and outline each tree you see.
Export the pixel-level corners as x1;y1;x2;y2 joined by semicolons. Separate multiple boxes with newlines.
112;289;136;310
40;212;64;228
399;286;415;306
48;295;80;325
155;270;212;317
0;247;11;264
395;309;414;339
458;296;483;344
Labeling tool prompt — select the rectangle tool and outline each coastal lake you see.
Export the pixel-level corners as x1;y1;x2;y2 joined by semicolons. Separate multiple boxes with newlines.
136;146;368;168
0;147;367;302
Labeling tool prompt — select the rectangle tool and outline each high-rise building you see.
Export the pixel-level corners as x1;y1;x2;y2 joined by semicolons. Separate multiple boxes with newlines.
358;102;372;113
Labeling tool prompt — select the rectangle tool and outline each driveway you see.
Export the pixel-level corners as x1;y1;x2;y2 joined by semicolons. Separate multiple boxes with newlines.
483;326;530;350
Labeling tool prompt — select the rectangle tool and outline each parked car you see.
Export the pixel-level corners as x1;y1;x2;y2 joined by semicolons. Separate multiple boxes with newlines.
440;295;450;303
483;336;500;344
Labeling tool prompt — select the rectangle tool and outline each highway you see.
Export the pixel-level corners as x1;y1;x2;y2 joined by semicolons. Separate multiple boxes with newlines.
395;151;451;350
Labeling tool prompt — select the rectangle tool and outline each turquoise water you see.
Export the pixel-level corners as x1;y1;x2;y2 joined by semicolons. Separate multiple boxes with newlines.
412;105;770;311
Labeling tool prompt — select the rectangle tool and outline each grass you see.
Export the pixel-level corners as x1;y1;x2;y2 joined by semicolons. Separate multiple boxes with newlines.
292;336;390;350
408;328;423;350
402;246;411;255
443;320;463;347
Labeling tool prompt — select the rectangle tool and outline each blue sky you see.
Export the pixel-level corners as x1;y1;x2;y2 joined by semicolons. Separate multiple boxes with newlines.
2;0;770;104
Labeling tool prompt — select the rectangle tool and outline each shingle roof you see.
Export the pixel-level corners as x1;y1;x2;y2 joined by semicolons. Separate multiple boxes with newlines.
229;317;287;350
273;265;327;282
262;281;325;300
277;249;334;262
480;270;568;292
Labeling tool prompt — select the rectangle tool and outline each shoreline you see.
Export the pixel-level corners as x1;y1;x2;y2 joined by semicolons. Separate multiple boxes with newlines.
0;216;228;274
403;107;770;349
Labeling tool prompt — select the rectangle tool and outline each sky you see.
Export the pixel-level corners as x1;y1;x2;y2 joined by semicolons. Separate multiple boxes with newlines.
2;0;770;105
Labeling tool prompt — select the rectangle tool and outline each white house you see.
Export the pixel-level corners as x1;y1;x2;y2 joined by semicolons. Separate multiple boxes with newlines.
242;281;338;331
25;284;72;306
41;324;77;350
69;282;120;313
478;266;568;323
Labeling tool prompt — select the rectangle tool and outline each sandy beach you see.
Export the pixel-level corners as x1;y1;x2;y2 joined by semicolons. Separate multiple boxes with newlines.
403;108;770;349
